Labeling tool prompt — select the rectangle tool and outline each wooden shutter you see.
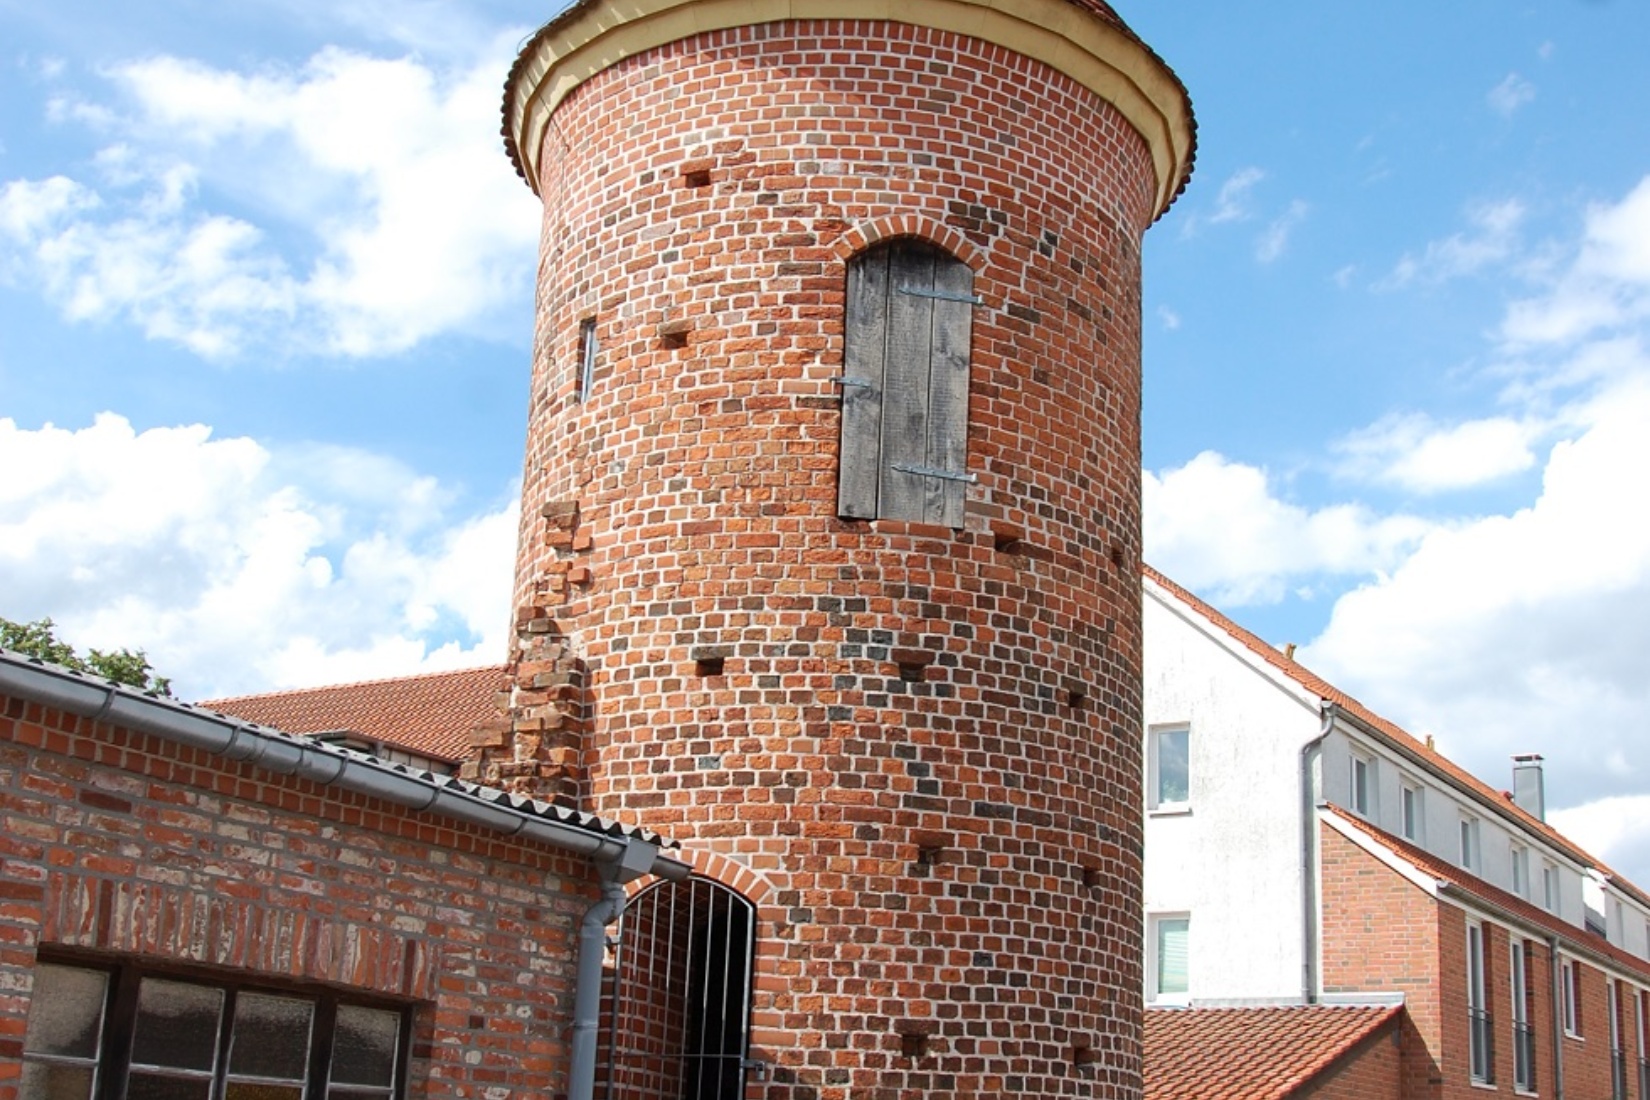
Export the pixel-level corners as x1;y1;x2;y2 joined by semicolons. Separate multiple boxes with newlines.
837;241;975;526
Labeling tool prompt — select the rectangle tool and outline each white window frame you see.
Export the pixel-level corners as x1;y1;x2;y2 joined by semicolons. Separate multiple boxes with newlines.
1511;844;1530;898
1511;938;1536;1094
1467;921;1491;1084
1148;912;1190;1005
1400;778;1424;843
1147;725;1190;814
1460;814;1481;874
1544;862;1561;913
1350;752;1375;819
1610;979;1623;1055
1562;957;1582;1038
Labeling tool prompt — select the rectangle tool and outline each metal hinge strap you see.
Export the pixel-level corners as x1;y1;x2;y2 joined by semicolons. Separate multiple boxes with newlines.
897;285;983;305
831;376;873;388
891;462;977;484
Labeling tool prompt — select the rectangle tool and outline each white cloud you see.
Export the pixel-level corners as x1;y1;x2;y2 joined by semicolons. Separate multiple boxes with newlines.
1487;72;1537;117
0;414;517;698
1211;167;1265;225
0;37;540;359
1503;176;1650;348
1550;796;1650;885
1157;305;1182;331
1143;451;1432;607
1334;412;1541;493
1256;200;1308;264
1382;198;1526;288
1301;370;1650;816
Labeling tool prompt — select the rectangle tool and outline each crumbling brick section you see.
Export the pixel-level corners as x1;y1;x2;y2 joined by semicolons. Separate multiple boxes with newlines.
461;499;586;803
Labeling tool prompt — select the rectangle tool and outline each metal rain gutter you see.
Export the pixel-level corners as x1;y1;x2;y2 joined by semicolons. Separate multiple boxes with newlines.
0;650;691;882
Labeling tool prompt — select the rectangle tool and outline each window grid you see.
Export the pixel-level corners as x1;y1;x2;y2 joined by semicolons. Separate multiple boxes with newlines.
20;959;407;1100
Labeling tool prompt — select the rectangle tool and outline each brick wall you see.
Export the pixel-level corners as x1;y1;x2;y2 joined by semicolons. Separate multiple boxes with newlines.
0;690;602;1100
1320;822;1445;1100
1306;1022;1402;1100
500;15;1168;1100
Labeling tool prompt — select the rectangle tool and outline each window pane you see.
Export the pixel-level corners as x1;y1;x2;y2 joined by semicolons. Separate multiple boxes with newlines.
1155;729;1188;805
1401;787;1417;838
1156;918;1189;995
24;964;108;1059
229;994;314;1081
20;1062;96;1100
131;979;224;1071
330;1005;401;1087
126;1073;214;1100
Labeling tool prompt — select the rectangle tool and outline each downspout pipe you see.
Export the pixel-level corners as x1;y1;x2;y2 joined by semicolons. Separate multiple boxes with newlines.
1549;936;1566;1100
569;877;631;1100
1299;707;1334;1004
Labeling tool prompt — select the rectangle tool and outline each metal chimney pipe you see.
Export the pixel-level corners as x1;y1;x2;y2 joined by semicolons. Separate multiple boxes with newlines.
1513;754;1546;821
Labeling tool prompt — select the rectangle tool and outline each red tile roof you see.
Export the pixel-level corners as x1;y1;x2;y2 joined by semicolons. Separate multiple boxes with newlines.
1143;1004;1401;1100
200;666;505;764
1329;805;1650;982
1141;565;1597;870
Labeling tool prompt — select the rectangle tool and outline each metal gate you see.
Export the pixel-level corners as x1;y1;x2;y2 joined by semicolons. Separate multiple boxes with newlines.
600;876;756;1100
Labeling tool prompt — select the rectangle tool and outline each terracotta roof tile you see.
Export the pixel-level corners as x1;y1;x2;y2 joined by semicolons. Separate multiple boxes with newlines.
200;666;505;764
1144;1004;1401;1100
1142;566;1600;870
1330;805;1650;981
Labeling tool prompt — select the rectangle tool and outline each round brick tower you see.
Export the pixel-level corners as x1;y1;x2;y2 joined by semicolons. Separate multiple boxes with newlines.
489;2;1194;1096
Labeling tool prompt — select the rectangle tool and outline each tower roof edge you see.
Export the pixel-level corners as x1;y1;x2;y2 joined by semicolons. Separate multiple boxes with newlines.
500;0;1195;220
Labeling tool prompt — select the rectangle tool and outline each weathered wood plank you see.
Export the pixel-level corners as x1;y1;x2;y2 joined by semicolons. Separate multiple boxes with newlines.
879;244;938;522
926;256;974;527
837;247;889;519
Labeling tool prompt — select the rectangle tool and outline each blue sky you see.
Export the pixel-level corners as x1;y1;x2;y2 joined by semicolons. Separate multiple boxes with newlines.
3;2;1649;878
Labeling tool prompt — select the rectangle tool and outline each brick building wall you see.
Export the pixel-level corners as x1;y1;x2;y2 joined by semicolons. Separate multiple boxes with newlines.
0;689;603;1100
1320;823;1445;1100
1305;1026;1403;1100
492;6;1192;1098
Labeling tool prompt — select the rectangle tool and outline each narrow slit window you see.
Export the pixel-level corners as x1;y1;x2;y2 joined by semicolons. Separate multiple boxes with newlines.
837;240;976;527
576;317;598;402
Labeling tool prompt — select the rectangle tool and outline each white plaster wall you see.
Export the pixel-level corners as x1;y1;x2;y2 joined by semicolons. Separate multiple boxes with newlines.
1141;585;1322;1003
1321;731;1593;930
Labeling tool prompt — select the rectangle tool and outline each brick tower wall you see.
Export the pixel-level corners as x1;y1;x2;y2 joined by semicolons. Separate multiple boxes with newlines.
503;16;1174;1100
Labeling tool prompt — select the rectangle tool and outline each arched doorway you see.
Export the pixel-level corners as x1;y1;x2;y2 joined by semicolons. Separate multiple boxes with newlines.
601;876;756;1100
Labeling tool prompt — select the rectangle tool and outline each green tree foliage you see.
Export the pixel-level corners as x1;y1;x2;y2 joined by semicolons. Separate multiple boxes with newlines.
0;616;172;697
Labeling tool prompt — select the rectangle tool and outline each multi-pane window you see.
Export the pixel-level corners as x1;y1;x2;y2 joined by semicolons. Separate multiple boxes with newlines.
1152;915;1190;1002
1544;862;1561;913
1148;726;1190;811
1400;779;1423;843
838;240;976;527
1511;844;1530;898
21;960;406;1100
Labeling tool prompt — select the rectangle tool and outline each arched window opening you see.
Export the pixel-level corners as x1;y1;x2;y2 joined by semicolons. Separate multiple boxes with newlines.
838;239;978;527
601;876;756;1100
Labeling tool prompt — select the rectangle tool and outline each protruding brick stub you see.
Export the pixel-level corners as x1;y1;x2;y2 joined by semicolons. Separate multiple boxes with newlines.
501;0;1196;220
